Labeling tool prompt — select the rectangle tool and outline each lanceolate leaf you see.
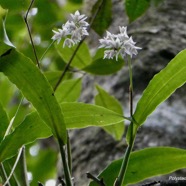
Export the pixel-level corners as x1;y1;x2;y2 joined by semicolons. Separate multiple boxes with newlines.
0;0;29;11
0;45;67;143
62;102;124;129
90;147;186;186
0;102;9;143
83;58;124;75
95;85;124;140
2;10;14;47
125;0;150;22
0;103;124;162
91;0;112;36
134;49;186;126
34;0;61;40
83;49;124;75
0;6;15;48
44;71;71;89
0;6;8;41
0;6;7;20
0;112;51;163
55;78;82;103
0;73;16;109
55;41;91;69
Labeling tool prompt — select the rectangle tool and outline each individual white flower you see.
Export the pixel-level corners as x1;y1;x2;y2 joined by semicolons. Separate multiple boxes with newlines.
65;21;76;33
70;10;89;27
104;49;121;61
99;26;141;60
104;50;116;59
71;27;89;44
124;37;141;58
51;29;66;44
117;26;129;42
63;38;75;48
52;10;89;48
99;31;116;49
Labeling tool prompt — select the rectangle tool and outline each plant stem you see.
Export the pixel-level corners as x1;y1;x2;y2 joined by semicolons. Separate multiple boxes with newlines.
115;57;136;186
86;172;105;186
67;133;72;175
3;96;24;140
3;147;24;186
58;138;73;186
19;147;29;186
128;56;133;116
24;0;40;68
54;38;84;91
0;163;8;185
39;40;55;63
114;122;136;186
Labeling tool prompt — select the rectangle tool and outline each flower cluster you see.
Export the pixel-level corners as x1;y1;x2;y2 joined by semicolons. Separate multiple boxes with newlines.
52;10;89;47
99;26;141;60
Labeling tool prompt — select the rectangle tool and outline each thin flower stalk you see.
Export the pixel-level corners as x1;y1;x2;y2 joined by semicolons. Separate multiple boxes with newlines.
115;57;135;186
100;26;141;186
24;0;40;68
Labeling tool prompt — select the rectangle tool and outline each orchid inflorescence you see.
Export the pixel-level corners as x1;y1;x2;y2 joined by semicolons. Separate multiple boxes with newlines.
52;11;141;60
52;10;89;48
99;26;141;60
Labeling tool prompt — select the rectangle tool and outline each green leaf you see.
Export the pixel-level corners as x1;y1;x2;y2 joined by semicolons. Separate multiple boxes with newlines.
90;147;186;186
34;0;59;39
95;85;124;140
0;73;16;108
44;71;71;89
0;102;9;143
0;112;51;163
0;6;8;19
0;45;67;143
125;0;150;22
55;78;82;103
0;41;11;56
55;41;92;69
0;74;15;113
10;97;33;129
0;0;28;11
134;49;186;126
62;102;124;129
0;103;124;162
91;0;112;36
83;49;124;75
0;7;15;47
